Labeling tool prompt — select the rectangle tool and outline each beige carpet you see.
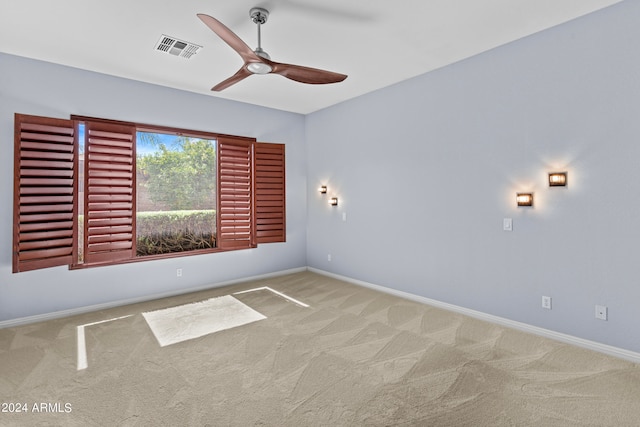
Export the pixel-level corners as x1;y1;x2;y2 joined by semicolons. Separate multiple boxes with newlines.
1;271;639;426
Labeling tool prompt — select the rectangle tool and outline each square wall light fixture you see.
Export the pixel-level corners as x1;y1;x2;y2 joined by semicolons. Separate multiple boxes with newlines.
319;185;327;194
516;193;533;207
329;197;338;206
549;172;567;187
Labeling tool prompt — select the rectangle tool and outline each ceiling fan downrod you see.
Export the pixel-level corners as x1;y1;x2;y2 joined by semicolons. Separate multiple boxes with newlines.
250;7;270;60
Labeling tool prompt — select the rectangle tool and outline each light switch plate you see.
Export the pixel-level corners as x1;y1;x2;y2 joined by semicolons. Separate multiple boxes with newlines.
503;218;513;231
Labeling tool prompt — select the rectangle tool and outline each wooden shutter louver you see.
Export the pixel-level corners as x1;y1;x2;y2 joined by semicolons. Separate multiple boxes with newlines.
13;114;76;272
255;143;286;243
83;121;136;264
217;138;254;249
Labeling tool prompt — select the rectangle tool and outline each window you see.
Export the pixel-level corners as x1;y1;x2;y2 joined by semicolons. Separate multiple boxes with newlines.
135;131;217;257
13;113;285;273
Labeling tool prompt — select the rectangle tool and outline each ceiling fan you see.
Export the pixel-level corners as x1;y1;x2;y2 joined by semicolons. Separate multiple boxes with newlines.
197;8;347;91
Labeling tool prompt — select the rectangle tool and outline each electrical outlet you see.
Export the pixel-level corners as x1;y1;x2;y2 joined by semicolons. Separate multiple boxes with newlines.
176;268;182;277
327;254;332;262
595;305;607;321
542;296;552;310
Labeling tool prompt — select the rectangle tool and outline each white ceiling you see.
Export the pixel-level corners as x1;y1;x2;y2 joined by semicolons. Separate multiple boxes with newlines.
0;0;622;114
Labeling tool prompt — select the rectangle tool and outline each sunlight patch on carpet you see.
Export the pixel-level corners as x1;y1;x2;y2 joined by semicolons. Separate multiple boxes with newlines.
233;286;310;308
143;295;266;347
77;315;134;370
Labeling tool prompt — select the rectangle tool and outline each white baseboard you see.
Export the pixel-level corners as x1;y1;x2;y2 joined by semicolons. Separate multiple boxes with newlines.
0;267;307;329
308;267;640;364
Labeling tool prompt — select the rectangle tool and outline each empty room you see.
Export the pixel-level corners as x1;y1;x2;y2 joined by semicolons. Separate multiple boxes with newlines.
1;0;640;425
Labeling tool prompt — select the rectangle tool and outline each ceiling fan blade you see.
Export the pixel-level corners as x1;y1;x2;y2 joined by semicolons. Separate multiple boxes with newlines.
270;62;347;85
212;66;252;91
197;13;260;63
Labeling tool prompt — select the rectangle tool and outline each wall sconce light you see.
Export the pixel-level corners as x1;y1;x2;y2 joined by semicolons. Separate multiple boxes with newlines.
329;197;338;206
516;193;533;207
548;172;567;187
319;185;327;194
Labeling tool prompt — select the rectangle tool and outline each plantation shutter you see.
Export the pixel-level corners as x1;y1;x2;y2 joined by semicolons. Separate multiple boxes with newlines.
13;114;77;273
254;142;286;243
83;120;136;264
217;138;254;249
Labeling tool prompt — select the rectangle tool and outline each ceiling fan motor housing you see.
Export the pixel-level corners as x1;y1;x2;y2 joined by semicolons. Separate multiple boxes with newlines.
254;47;270;60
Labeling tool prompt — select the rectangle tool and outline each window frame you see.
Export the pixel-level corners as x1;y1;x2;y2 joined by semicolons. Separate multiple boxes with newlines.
13;113;285;273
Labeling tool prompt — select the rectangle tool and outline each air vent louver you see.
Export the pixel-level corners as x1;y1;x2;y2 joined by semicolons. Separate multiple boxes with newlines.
155;35;202;59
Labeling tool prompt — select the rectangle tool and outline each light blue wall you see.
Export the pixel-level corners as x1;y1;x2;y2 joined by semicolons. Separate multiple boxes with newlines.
0;53;307;321
306;1;640;352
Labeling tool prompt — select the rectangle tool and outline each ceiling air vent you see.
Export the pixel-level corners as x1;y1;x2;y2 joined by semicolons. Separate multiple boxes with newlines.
155;35;202;59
